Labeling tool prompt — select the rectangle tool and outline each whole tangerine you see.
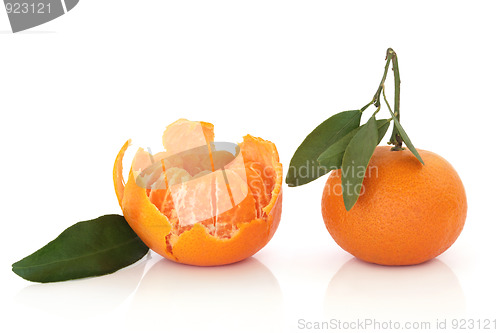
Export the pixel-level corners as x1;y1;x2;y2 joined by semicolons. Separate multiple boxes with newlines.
322;146;467;266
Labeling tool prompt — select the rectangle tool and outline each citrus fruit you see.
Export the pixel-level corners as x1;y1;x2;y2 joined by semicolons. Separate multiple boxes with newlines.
287;49;468;266
113;119;283;266
322;146;467;266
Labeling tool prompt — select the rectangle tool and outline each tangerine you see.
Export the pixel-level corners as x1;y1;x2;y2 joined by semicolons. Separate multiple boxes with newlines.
322;146;467;265
113;119;283;266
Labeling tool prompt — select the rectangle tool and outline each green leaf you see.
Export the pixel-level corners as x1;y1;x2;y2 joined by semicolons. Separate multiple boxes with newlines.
318;119;391;171
376;119;391;143
286;110;362;187
387;110;424;165
341;116;380;211
12;215;149;283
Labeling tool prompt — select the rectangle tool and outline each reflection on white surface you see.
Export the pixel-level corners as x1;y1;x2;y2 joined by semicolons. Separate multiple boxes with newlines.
324;258;466;321
128;257;283;333
15;257;148;318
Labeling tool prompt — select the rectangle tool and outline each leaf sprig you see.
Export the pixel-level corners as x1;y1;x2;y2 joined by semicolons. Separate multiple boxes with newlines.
286;48;424;210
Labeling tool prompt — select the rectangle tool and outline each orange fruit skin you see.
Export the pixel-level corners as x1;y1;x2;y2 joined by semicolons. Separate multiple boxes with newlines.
322;146;467;266
120;168;282;266
114;121;283;266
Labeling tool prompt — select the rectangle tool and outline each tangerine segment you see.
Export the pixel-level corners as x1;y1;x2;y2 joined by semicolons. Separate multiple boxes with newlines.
162;119;215;155
322;146;467;266
113;120;282;266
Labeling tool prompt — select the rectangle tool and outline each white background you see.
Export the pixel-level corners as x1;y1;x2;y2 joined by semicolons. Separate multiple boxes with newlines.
1;1;499;332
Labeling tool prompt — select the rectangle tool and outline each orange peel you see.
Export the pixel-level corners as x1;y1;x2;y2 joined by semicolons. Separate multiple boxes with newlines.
113;119;282;266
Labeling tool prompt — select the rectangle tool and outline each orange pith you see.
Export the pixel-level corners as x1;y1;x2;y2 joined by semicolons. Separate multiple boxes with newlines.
113;119;283;266
322;146;467;266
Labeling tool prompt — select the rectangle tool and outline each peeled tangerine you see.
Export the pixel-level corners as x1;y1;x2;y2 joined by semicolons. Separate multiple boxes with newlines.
113;119;283;266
